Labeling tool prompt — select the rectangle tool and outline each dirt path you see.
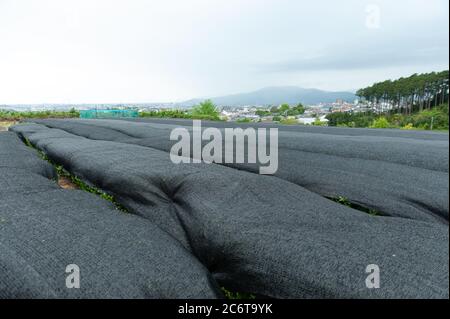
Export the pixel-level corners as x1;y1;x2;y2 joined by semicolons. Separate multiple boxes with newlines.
58;176;78;189
0;121;18;131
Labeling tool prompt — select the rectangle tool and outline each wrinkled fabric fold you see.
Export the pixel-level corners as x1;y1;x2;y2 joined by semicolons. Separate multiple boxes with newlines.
0;131;221;299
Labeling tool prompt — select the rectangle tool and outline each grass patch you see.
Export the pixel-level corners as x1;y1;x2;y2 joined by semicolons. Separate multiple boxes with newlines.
221;287;256;300
330;196;380;216
236;118;252;123
279;118;299;125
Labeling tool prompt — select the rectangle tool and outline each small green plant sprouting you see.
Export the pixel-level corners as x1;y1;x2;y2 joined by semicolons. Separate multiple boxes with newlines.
221;287;256;300
330;196;380;216
334;196;352;207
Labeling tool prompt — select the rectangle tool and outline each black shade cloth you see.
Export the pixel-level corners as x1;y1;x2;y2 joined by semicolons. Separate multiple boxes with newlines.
0;131;221;299
26;118;449;224
10;123;449;299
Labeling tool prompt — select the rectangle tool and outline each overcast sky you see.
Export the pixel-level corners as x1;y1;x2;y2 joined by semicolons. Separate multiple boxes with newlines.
0;0;448;104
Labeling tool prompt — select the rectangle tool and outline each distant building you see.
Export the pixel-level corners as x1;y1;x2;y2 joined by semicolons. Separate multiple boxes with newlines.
298;115;329;125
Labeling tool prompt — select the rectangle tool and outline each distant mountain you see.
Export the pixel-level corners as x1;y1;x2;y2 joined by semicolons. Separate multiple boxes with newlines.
181;86;356;107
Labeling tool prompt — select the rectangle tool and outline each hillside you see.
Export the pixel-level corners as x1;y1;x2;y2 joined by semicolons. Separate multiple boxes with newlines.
182;86;356;107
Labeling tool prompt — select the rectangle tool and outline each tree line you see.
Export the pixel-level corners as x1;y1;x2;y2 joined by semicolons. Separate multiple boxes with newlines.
356;70;449;115
0;108;80;121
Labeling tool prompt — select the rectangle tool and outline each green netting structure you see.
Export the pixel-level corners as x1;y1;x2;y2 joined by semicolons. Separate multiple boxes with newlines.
80;109;139;119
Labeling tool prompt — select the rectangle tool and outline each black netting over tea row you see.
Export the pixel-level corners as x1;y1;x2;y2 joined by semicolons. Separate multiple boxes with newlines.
5;121;448;299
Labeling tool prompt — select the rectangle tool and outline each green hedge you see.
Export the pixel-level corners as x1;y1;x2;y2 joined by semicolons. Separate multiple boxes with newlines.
139;110;222;121
0;109;80;121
